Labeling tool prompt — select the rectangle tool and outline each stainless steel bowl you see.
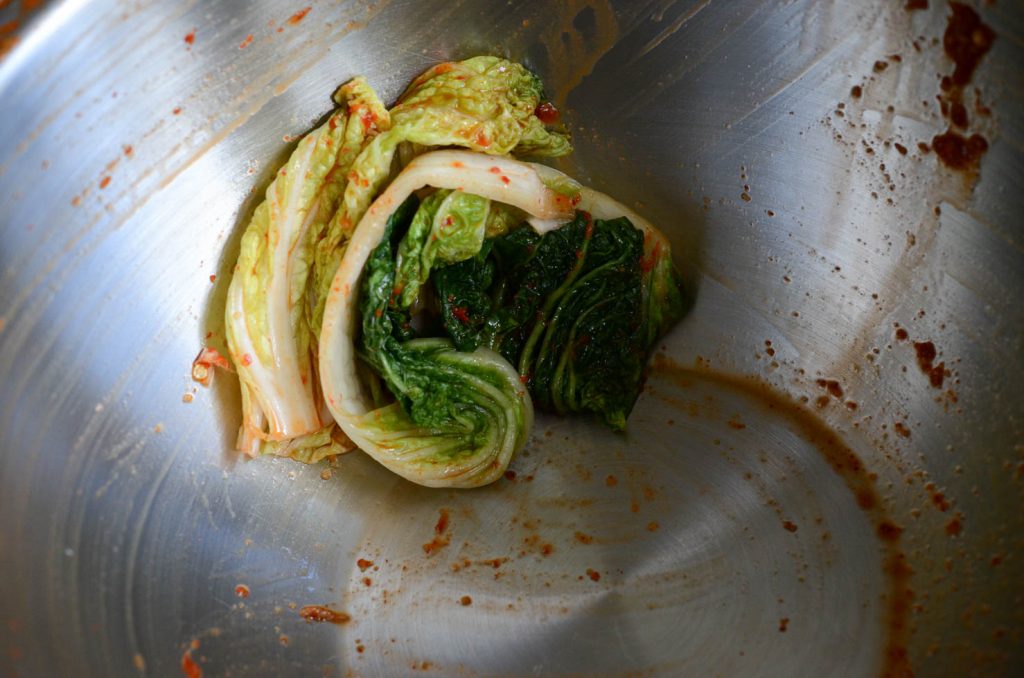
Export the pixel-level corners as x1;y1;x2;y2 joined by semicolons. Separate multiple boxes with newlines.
2;1;1021;675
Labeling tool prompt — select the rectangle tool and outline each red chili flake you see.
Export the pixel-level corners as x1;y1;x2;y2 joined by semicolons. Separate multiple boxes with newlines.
184;30;195;45
452;306;470;324
122;145;133;157
99;176;111;189
241;353;253;366
519;374;530;384
500;175;510;185
489;166;501;174
239;34;254;49
329;116;338;130
359;109;374;133
585;568;600;582
422;509;452;555
534;102;560;124
443;216;454;226
374;308;383;318
180;648;201;678
209;274;216;283
504;470;517;481
286;6;312;25
172;107;182;115
234;584;250;598
640;241;663;273
299;605;351;624
451;161;464;168
459;595;472;606
474;130;490;147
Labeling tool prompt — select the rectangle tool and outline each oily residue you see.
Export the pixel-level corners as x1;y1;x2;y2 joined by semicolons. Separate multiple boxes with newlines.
299;605;351;624
422;508;452;555
932;3;995;172
651;354;912;678
542;0;619;109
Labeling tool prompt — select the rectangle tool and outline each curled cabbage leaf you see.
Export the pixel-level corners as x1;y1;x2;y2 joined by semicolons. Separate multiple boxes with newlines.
318;151;576;486
225;77;386;459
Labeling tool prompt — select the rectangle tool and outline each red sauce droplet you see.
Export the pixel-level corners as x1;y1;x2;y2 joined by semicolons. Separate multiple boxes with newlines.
534;102;560;125
778;617;790;632
877;521;904;542
180;649;201;678
895;328;908;341
423;508;452;555
459;595;472;606
912;340;946;388
300;605;351;624
575;531;594;544
586;568;601;582
815;379;844;399
234;584;250;598
183;30;195;46
287;6;312;25
356;558;374;572
850;85;862;98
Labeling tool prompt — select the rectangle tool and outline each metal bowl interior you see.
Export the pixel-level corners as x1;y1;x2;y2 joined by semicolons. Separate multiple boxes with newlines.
1;1;1021;676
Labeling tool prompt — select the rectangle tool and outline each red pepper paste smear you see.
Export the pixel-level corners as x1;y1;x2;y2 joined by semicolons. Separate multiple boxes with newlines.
931;3;995;172
534;102;560;125
651;354;913;678
422;508;452;555
287;6;312;25
180;639;201;678
299;605;351;624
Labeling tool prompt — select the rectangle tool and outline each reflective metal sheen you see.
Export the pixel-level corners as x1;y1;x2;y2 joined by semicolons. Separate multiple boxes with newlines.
1;1;1021;676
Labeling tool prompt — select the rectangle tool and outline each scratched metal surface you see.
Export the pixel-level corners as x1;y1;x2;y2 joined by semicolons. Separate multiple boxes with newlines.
1;0;1022;676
